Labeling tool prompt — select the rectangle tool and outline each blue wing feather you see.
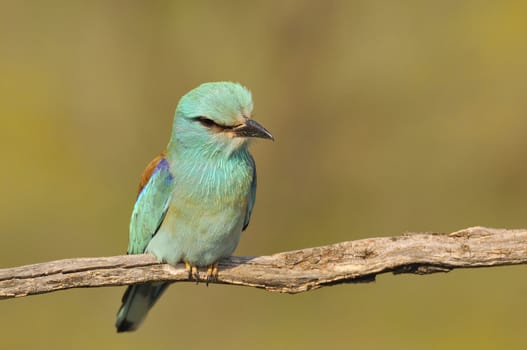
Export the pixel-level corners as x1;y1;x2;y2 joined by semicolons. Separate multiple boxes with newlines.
128;158;174;254
242;155;256;231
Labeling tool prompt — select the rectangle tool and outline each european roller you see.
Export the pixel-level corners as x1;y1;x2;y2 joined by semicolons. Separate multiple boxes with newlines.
115;82;273;332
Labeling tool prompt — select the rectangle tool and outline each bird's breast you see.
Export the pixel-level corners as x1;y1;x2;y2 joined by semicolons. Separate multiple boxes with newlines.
146;153;254;266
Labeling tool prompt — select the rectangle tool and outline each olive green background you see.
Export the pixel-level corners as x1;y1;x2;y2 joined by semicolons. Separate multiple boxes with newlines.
2;1;527;349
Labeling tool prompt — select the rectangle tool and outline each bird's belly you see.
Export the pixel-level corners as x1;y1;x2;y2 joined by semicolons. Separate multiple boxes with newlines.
145;193;247;266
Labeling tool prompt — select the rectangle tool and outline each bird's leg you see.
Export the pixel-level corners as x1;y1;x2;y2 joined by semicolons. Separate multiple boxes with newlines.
191;266;200;284
184;261;192;278
184;261;200;284
205;261;219;286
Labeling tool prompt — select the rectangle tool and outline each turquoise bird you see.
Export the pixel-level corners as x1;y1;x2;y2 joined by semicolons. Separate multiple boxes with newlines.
115;82;273;332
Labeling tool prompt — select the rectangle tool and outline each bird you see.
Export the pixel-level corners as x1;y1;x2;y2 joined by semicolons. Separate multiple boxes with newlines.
115;82;273;332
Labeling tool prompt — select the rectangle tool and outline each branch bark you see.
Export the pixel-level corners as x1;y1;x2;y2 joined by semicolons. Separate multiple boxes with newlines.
1;226;526;299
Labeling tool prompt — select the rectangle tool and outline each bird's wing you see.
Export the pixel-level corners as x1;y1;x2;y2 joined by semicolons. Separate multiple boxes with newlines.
128;153;174;254
242;155;257;231
137;151;166;197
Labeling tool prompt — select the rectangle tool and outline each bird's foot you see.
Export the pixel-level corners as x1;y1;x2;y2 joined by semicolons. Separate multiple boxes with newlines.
205;261;219;286
185;261;200;284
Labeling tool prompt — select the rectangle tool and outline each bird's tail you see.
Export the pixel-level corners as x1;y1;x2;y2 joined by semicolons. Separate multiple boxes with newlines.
115;282;169;332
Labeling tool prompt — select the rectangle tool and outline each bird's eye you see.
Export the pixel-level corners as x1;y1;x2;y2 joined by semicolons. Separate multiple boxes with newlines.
196;117;216;128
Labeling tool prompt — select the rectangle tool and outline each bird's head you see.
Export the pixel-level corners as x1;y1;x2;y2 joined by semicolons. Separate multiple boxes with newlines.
170;82;273;157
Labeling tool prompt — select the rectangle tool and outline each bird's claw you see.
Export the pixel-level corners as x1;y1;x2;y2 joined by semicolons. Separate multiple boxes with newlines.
185;261;218;285
205;262;219;286
185;261;200;284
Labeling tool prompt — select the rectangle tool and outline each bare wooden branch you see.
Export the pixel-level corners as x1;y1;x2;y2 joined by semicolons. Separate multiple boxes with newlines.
1;226;526;299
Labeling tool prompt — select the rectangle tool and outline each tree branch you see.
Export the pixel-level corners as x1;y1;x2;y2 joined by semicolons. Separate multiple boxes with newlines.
1;226;526;299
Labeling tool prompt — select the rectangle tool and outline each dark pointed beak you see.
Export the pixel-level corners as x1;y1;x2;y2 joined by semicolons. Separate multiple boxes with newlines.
233;118;274;141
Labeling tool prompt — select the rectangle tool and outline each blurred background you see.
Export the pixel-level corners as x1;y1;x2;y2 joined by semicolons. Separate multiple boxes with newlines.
1;1;527;349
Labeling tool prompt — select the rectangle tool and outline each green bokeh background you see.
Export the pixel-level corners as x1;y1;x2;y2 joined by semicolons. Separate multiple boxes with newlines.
2;1;527;349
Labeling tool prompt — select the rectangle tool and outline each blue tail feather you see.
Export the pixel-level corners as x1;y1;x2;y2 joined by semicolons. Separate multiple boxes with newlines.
115;282;169;332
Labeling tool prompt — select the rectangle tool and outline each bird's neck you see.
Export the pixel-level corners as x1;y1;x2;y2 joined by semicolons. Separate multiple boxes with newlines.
167;139;252;177
166;141;253;200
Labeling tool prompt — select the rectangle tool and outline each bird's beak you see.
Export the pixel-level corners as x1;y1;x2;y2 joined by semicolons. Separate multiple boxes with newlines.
233;118;274;141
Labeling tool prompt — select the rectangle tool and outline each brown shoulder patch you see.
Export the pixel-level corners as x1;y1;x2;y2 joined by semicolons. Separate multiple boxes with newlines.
137;150;167;197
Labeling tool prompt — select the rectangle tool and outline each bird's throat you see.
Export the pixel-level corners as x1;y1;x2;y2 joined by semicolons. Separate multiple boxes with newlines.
167;147;253;201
